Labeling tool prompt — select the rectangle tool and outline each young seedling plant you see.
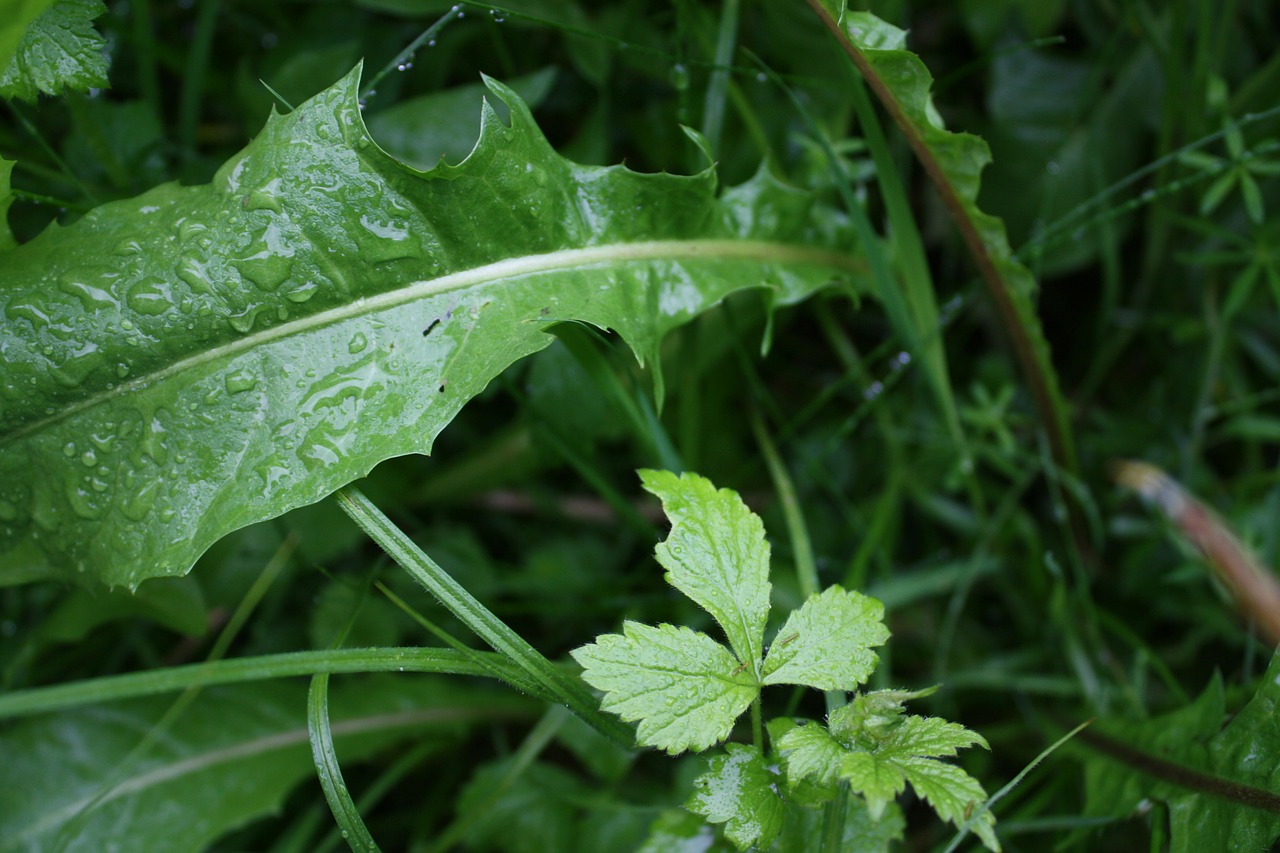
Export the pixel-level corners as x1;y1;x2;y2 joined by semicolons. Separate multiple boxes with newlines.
573;470;999;851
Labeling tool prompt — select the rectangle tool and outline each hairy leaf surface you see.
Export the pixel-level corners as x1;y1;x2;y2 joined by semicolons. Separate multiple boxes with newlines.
0;65;861;588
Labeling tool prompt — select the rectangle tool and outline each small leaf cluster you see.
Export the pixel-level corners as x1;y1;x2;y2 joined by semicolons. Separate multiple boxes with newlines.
573;470;998;851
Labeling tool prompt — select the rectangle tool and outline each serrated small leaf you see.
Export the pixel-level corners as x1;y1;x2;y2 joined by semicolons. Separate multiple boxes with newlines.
878;715;988;760
839;750;906;819
0;0;109;101
776;719;845;791
895;756;998;850
638;470;771;667
686;743;785;851
762;585;888;690
571;621;757;754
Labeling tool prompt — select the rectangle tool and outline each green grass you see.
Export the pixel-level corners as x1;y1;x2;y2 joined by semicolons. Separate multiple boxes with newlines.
3;1;1280;850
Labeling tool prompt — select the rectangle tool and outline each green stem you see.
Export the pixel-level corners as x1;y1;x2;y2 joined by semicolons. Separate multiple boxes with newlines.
335;486;633;747
0;647;541;720
309;673;382;852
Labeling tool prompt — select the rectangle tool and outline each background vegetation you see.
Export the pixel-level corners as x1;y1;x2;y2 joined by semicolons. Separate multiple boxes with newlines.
2;0;1280;850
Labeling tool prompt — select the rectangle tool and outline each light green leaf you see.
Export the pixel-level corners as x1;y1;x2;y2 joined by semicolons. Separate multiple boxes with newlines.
839;750;906;819
366;67;558;169
829;690;999;850
639;469;771;668
876;714;989;759
0;676;531;853
686;743;785;851
762;585;888;690
571;621;757;754
0;0;108;101
776;719;845;791
0;65;861;589
828;687;936;748
895;756;998;850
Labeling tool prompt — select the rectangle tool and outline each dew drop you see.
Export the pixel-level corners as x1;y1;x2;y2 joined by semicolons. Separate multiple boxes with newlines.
348;332;368;354
127;279;176;316
63;441;77;458
80;449;97;467
225;369;259;394
669;63;690;91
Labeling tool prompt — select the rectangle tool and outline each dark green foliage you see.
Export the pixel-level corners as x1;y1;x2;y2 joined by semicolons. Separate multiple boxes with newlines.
2;1;1280;850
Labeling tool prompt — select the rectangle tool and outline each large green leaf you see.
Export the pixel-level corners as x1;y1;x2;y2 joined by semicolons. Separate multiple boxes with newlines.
0;676;533;852
1081;652;1280;851
0;64;862;588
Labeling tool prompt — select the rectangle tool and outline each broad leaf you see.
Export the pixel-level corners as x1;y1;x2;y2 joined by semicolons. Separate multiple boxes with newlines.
762;585;888;690
686;743;785;851
0;0;108;101
639;468;771;667
0;676;532;852
0;155;15;249
571;620;757;754
1082;652;1280;852
0;65;861;588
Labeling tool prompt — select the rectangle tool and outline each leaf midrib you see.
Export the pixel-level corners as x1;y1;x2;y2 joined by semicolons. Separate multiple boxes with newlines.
4;239;860;445
10;705;522;847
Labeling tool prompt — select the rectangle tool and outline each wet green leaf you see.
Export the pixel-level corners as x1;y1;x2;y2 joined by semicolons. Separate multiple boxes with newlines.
776;719;845;791
686;743;784;851
639;469;771;667
0;0;108;101
0;155;15;249
571;620;757;754
0;65;861;588
1082;652;1280;852
761;585;888;691
0;676;530;853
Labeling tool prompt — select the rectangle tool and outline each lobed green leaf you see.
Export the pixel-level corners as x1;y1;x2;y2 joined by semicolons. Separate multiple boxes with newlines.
776;719;845;791
686;743;785;851
639;469;772;667
0;66;861;588
761;585;888;691
571;620;757;754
